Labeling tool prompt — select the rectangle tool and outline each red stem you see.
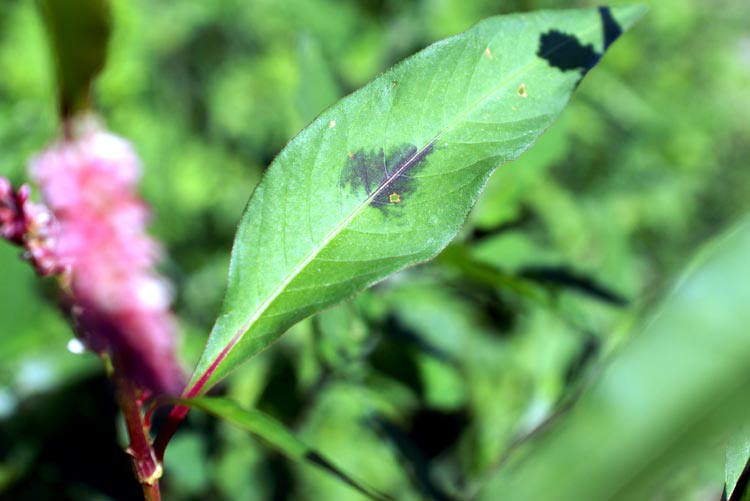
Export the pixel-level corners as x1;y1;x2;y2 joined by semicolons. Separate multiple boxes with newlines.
152;406;187;462
114;364;162;501
152;378;204;462
153;335;240;460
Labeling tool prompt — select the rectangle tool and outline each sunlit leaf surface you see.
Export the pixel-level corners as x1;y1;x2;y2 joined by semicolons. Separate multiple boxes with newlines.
190;5;646;391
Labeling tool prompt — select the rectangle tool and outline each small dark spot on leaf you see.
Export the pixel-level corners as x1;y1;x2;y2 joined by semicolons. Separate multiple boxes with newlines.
517;83;527;97
599;6;623;51
537;7;623;81
537;30;599;74
339;142;434;214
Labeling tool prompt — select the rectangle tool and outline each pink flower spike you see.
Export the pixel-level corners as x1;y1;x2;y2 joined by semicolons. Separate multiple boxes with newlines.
26;120;185;397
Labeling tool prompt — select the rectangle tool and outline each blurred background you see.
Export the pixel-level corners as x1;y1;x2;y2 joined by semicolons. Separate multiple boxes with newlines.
0;0;748;499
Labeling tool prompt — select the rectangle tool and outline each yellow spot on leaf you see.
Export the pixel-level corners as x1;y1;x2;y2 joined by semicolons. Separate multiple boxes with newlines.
484;47;492;59
347;151;354;159
389;192;401;204
329;120;336;128
517;83;528;98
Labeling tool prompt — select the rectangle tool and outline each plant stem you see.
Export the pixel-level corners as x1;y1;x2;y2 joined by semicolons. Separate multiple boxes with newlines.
114;363;163;501
142;481;162;501
153;317;248;459
153;370;212;461
152;403;190;462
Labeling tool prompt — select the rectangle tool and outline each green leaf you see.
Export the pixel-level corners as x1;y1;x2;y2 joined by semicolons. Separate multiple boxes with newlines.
727;426;750;500
178;397;391;501
37;0;111;117
477;216;750;500
189;5;647;392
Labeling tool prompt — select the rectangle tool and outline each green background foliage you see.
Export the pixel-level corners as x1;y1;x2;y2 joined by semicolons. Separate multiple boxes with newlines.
0;0;748;500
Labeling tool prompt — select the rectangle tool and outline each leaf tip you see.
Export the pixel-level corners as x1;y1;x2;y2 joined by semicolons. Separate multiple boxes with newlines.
610;4;649;31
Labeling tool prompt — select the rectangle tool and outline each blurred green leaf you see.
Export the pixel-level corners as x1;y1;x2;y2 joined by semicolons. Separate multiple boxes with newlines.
179;396;391;501
37;0;111;117
478;216;750;501
189;5;646;392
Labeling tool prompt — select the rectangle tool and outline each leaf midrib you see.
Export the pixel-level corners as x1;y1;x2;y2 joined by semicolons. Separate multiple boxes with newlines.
190;17;603;392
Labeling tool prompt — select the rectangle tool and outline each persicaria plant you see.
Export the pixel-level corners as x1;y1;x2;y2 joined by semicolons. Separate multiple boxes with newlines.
4;2;750;501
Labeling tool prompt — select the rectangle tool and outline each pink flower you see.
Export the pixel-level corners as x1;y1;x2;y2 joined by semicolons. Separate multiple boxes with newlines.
0;179;61;275
2;121;184;398
1;178;30;245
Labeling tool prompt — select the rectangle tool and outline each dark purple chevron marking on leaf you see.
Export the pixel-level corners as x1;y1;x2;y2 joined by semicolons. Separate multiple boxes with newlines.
339;142;434;214
537;7;623;83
